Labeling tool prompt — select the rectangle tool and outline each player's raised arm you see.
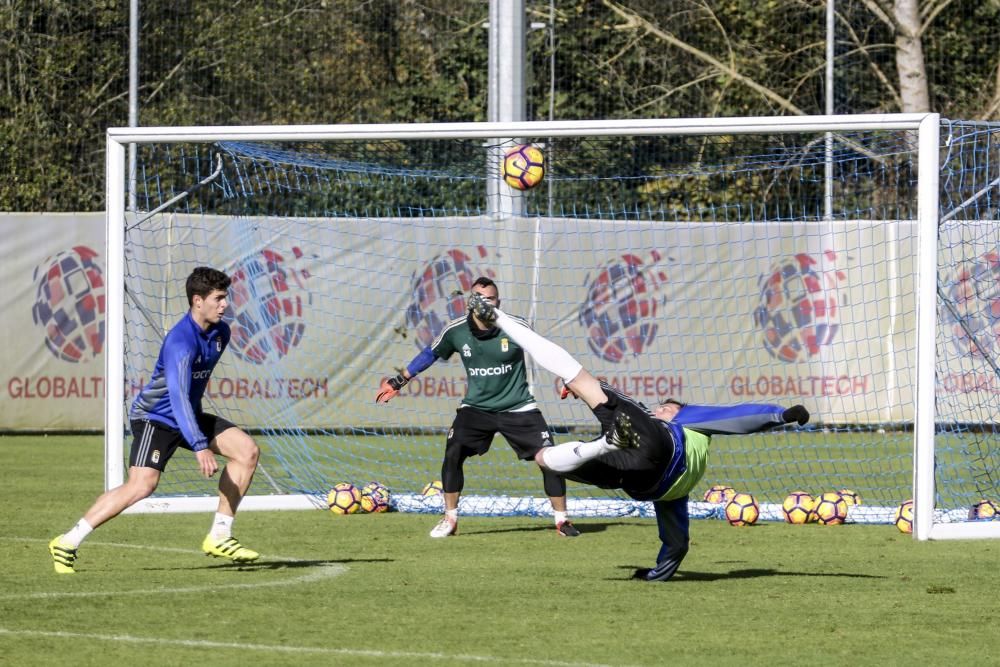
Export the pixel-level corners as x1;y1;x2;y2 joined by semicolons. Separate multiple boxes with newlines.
376;345;438;403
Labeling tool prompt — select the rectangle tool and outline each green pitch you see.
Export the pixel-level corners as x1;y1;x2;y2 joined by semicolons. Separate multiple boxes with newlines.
2;435;998;666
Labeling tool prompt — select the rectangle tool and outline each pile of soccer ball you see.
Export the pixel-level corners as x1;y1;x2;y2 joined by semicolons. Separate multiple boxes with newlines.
703;484;863;527
327;481;392;515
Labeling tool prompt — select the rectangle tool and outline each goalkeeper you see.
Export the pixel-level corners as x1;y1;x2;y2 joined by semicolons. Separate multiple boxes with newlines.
466;292;809;582
376;277;580;539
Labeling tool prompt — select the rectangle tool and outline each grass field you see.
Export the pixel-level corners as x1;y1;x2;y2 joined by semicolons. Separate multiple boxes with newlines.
2;435;999;666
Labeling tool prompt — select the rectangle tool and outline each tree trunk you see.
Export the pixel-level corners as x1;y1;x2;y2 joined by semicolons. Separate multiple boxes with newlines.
894;0;930;112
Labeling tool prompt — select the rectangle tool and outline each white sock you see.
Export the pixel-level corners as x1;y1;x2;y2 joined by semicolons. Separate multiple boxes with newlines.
62;518;94;548
494;309;583;384
553;511;568;526
540;436;615;473
444;508;458;521
209;512;234;540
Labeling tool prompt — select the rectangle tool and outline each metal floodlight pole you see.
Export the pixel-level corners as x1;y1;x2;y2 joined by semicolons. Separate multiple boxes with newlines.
128;0;139;212
487;0;526;219
824;0;835;220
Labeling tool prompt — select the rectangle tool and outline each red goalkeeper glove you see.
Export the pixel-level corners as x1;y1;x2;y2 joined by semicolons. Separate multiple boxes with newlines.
376;373;409;403
559;382;578;400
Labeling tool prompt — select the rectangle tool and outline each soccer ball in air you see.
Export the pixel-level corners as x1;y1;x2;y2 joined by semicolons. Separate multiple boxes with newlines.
894;499;914;533
838;489;861;506
969;498;999;520
724;493;760;526
502;144;545;190
704;485;737;504
360;481;391;513
781;491;815;524
327;483;362;515
421;480;444;497
812;491;849;525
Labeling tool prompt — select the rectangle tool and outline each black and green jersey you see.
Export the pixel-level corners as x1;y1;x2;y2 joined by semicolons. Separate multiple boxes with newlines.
431;313;536;412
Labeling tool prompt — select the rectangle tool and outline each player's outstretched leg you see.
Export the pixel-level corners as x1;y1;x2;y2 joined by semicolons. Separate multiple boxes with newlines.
201;535;260;563
48;535;78;574
607;412;640;449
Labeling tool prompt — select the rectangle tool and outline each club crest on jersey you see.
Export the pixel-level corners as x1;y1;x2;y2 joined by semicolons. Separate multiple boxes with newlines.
462;343;472;357
501;338;509;352
216;340;222;352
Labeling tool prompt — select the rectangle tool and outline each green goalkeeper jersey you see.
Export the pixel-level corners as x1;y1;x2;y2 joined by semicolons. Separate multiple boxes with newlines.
431;314;536;412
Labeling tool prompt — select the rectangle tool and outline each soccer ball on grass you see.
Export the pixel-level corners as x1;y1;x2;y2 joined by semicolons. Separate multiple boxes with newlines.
501;144;545;190
421;480;444;497
812;491;849;525
724;492;760;526
360;481;391;513
781;491;815;524
969;498;999;520
327;482;362;515
838;489;861;506
894;499;914;533
704;484;737;504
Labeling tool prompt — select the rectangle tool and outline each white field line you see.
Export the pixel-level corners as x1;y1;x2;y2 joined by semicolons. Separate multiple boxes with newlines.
1;536;633;667
0;627;632;667
0;536;346;600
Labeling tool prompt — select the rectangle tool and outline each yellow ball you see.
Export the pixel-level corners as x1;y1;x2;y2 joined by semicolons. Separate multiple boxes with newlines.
704;484;737;504
894;499;914;533
969;498;999;520
421;480;444;497
838;489;861;506
360;481;391;513
781;491;815;524
813;491;849;525
502;144;545;190
724;492;760;526
327;482;361;515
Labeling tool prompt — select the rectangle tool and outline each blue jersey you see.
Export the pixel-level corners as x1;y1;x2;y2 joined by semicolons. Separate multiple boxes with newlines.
129;312;231;451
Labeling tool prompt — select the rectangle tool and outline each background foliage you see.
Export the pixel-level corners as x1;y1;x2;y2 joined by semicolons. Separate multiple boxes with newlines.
1;0;998;211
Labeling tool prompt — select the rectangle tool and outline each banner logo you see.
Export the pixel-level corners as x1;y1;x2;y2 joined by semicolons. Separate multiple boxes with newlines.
578;251;668;363
226;246;311;365
31;245;106;363
755;251;846;363
406;247;497;349
940;249;1000;358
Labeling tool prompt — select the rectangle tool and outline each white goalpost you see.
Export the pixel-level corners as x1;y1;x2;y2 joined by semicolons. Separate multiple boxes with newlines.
105;114;1000;540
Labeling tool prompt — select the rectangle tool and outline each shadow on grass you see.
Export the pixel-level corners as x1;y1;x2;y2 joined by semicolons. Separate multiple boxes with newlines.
143;557;392;572
617;565;888;582
463;520;635;536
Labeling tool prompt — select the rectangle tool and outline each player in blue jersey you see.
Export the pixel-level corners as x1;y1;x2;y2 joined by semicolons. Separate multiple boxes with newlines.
466;292;809;582
49;267;261;574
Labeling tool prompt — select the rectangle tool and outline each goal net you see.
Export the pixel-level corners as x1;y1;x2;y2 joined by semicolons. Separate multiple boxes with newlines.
105;115;1000;539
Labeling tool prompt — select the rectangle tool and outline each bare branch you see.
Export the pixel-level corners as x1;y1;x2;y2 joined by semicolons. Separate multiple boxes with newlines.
857;0;896;29
979;56;1000;121
602;0;807;115
837;14;903;109
920;0;957;36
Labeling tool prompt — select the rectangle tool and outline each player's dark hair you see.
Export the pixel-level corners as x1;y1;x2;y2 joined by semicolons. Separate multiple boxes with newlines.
472;276;497;292
186;266;231;306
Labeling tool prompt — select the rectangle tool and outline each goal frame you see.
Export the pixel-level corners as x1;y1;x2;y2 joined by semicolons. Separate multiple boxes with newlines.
105;113;993;540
